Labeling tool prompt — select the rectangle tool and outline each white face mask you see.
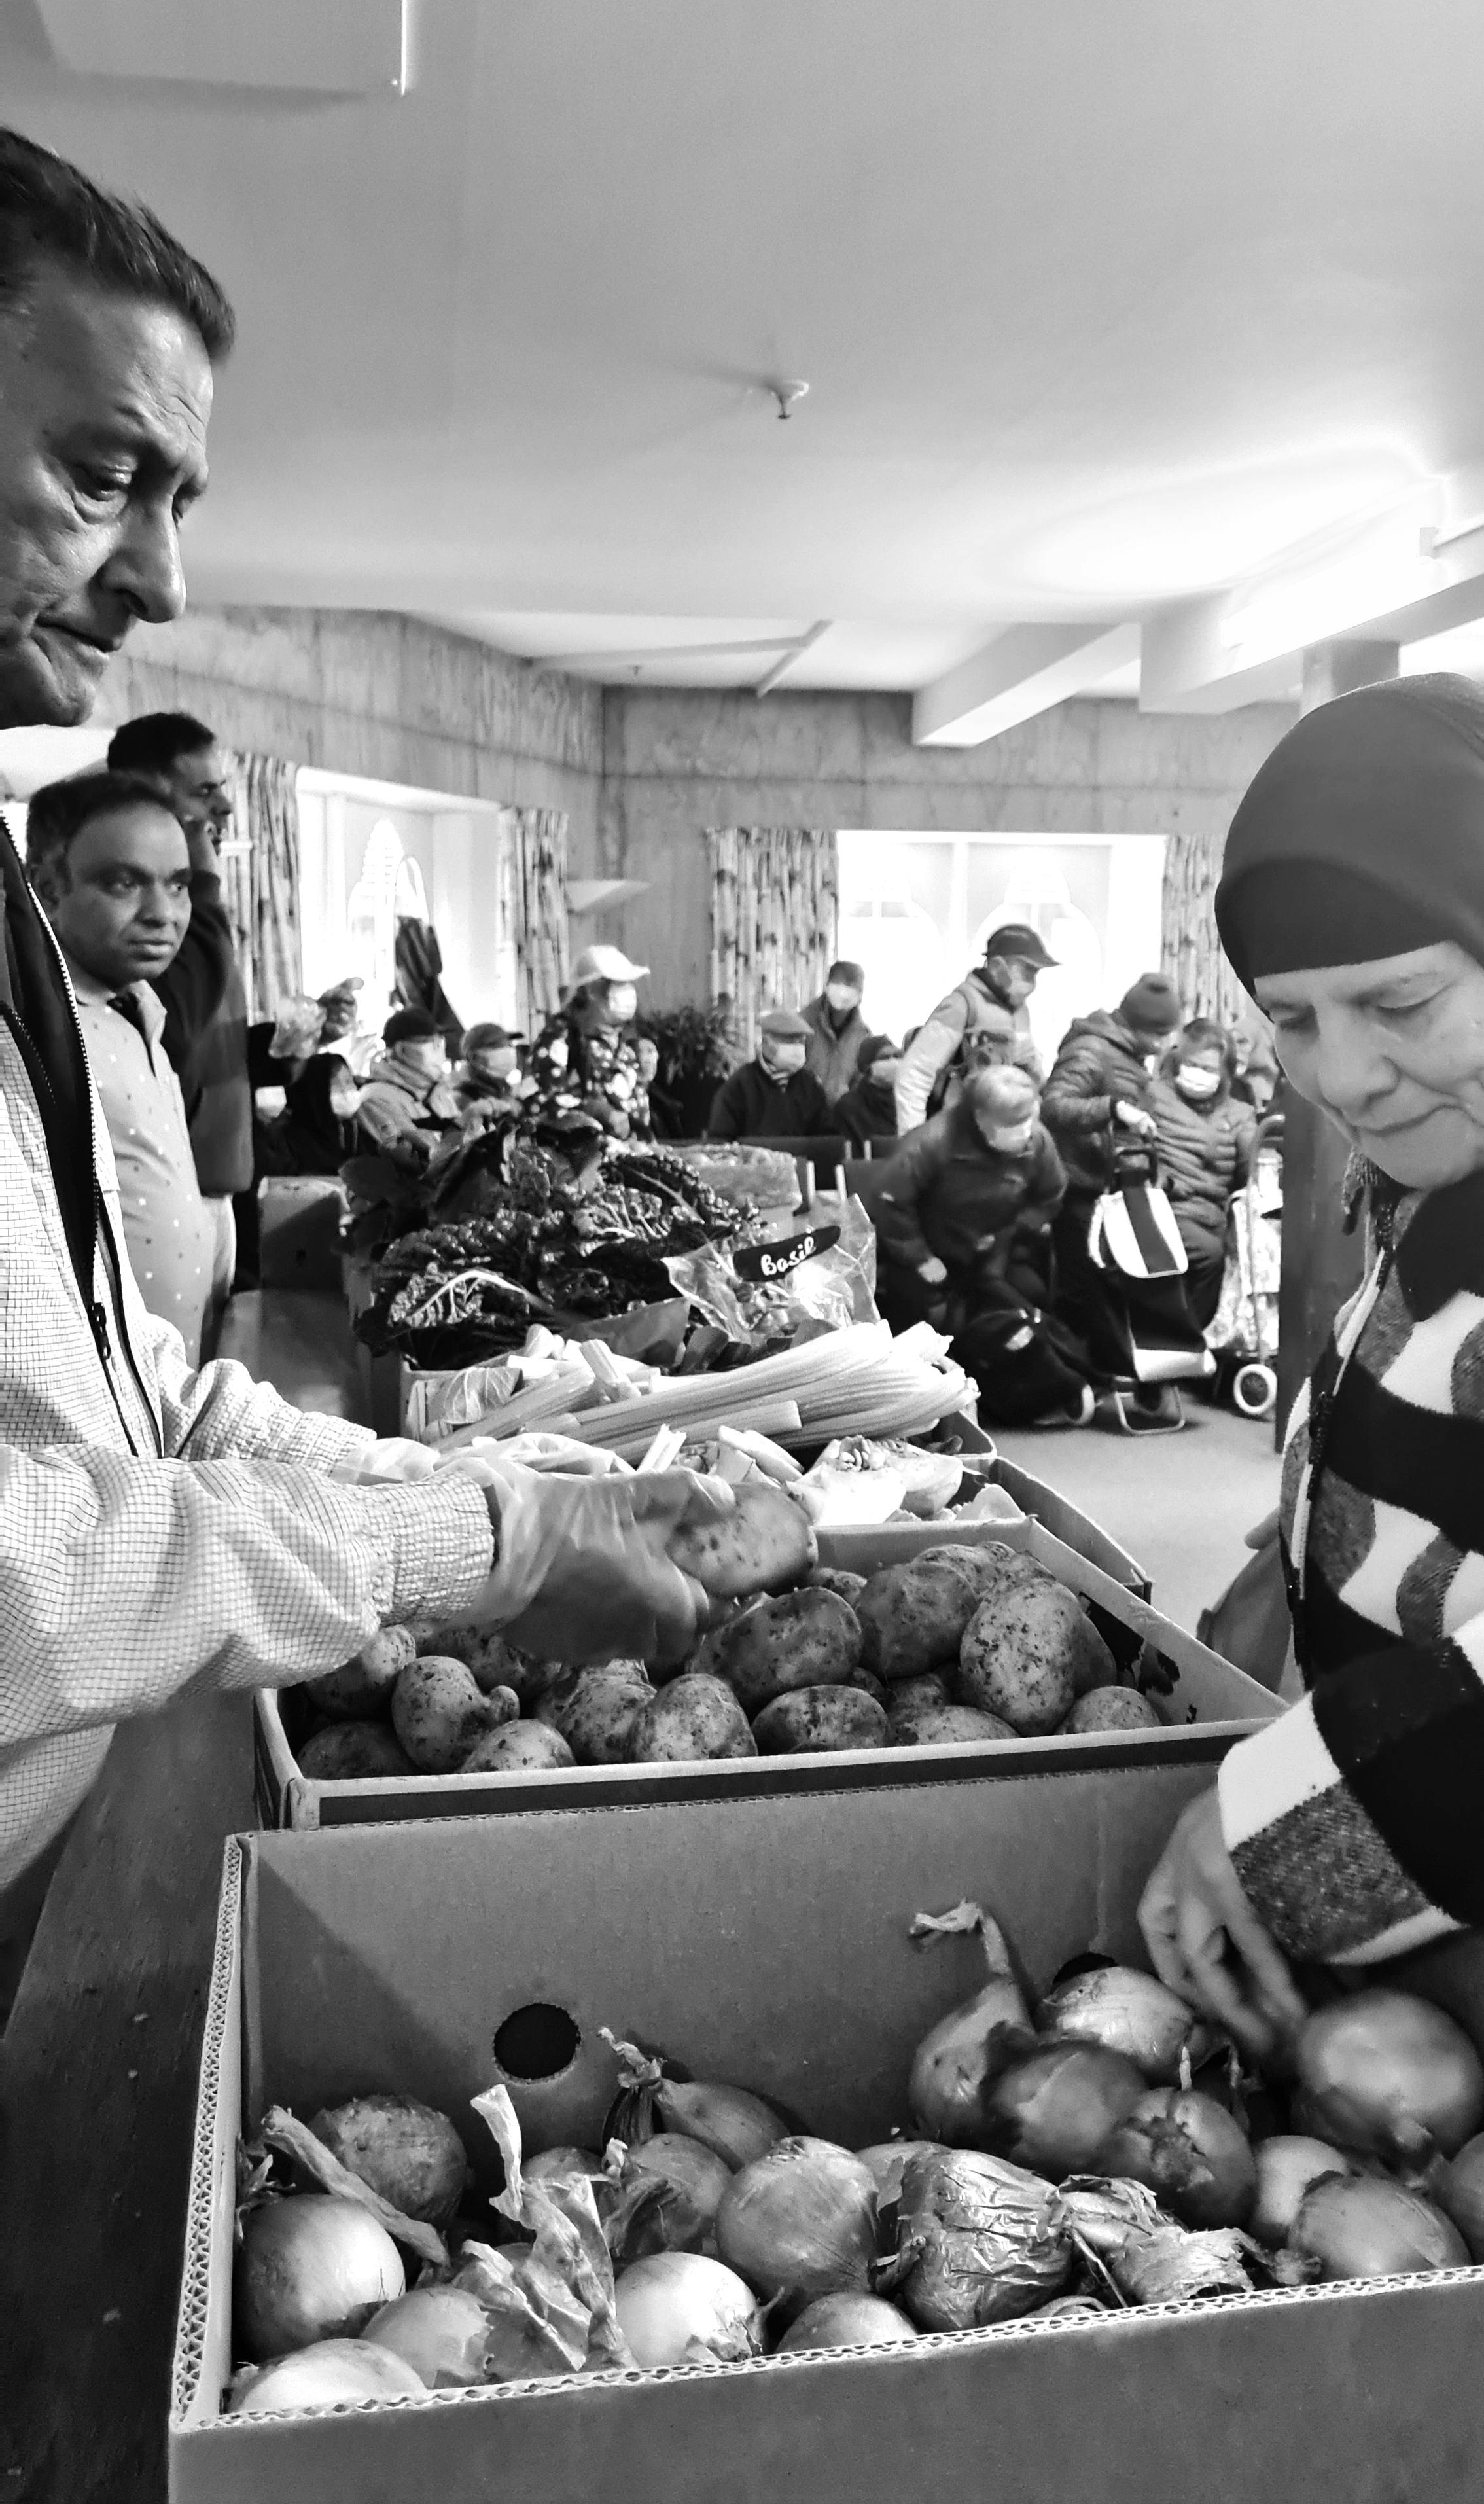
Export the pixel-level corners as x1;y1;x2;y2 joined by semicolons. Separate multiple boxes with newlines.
825;984;860;1014
764;1040;807;1076
1176;1064;1222;1101
983;1120;1036;1155
604;984;639;1027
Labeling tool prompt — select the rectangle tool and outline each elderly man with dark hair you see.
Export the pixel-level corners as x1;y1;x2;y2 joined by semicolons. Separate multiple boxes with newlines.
0;124;728;1942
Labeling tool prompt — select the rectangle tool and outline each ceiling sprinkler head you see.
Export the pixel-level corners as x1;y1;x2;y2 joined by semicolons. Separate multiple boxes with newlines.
770;378;809;421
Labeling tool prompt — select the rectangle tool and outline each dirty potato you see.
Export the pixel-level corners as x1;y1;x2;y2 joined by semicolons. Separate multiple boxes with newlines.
298;1721;416;1781
1061;1687;1160;1734
463;1720;576;1773
752;1685;889;1754
887;1702;1014;1749
305;1625;416;1719
391;1656;504;1772
956;1583;1104;1734
668;1480;817;1598
539;1664;654;1764
707;1587;862;1716
627;1674;758;1762
845;1666;890;1709
807;1566;868;1607
887;1672;951;1722
854;1558;983;1681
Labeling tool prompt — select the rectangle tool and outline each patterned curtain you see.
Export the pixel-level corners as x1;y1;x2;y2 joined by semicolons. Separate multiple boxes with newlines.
217;751;302;1024
503;806;571;1033
707;826;839;1060
1161;829;1245;1031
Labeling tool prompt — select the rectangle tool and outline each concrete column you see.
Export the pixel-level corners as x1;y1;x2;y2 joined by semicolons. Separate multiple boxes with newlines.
1274;638;1400;1437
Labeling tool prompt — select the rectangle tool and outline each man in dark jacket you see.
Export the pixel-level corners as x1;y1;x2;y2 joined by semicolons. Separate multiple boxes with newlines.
1148;1018;1255;1326
836;1035;902;1151
801;959;870;1105
873;1065;1065;1314
1040;969;1182;1372
706;1008;835;1140
894;920;1054;1130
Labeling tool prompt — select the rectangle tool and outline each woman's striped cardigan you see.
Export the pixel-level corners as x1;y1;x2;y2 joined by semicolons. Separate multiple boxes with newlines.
1219;1169;1484;1965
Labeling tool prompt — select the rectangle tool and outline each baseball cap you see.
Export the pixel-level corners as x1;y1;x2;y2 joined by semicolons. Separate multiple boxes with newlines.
463;1022;523;1053
983;921;1057;971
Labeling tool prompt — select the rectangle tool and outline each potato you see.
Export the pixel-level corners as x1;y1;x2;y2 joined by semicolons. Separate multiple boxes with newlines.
539;1664;654;1764
887;1672;951;1721
305;1625;415;1719
807;1566;868;1606
463;1720;575;1773
887;1704;1014;1749
627;1674;758;1762
391;1656;506;1772
1061;1687;1161;1734
298;1721;416;1781
667;1480;817;1598
705;1588;862;1715
915;1543;1050;1604
752;1686;888;1755
845;1666;890;1709
854;1558;983;1681
957;1582;1104;1734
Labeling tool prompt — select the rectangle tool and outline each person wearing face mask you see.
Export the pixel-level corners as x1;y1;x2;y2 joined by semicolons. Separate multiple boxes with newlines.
872;1065;1064;1312
835;1034;904;1150
801;959;870;1105
258;1053;365;1179
1147;1018;1256;1328
705;1007;836;1141
355;1008;461;1164
894;922;1053;1134
1139;671;1484;2065
453;1021;527;1124
527;946;652;1140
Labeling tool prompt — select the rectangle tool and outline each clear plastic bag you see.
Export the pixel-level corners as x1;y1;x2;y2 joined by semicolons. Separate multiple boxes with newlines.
665;1195;879;1346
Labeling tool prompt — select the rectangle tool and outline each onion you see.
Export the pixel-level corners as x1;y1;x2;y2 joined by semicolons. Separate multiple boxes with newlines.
309;2096;470;2225
716;2137;878;2308
1294;1990;1484;2164
984;2043;1146;2182
229;2337;425;2414
605;2132;733;2265
1288;2173;1468;2280
1434;2131;1484;2261
1036;1967;1210;2084
1036;2295;1108;2321
906;1906;1031;2141
363;2287;493;2388
525;2145;607;2185
1095;2088;1256;2227
235;2195;405;2361
884;2146;1070;2331
655;2079;785;2170
1249;2136;1355;2247
613;2251;762;2367
855;2140;938;2208
1109;2225;1255;2306
777;2293;916;2352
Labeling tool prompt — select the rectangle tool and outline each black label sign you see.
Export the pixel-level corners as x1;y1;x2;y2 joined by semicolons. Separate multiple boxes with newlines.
733;1225;841;1283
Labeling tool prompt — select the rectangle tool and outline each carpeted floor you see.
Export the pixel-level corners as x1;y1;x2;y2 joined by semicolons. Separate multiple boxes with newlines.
995;1397;1282;1633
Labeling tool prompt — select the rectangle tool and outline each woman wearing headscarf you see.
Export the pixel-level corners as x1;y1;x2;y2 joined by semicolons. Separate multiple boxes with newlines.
1140;674;1484;2056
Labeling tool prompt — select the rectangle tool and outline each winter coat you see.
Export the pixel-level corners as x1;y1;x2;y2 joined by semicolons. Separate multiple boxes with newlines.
355;1052;461;1157
706;1060;836;1141
801;993;872;1104
1040;1011;1158;1199
872;1100;1066;1277
527;1010;650;1138
836;1070;899;1151
1147;1073;1256;1268
894;969;1042;1132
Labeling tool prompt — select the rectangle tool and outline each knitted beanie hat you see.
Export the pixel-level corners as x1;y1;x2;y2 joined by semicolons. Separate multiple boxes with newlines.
1216;673;1484;991
1118;971;1183;1035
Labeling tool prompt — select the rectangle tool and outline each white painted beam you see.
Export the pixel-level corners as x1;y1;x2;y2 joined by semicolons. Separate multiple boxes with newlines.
756;621;831;696
37;0;408;92
912;622;1140;747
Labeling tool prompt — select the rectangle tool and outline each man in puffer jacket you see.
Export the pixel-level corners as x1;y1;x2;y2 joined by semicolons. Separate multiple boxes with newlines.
1148;1019;1256;1327
1040;971;1183;1373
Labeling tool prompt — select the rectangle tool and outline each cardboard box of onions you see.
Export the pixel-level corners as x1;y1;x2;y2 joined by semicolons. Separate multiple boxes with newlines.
170;1780;1484;2504
252;1494;1274;1830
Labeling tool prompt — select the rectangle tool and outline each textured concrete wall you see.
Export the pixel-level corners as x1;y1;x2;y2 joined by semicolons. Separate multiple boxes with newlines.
593;687;1297;1009
98;607;604;848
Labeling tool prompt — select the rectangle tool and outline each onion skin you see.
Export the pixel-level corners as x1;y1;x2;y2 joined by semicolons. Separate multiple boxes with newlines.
1432;2132;1484;2262
856;2140;939;2208
983;2043;1146;2183
607;2132;733;2263
1095;2088;1256;2228
777;2293;916;2352
1036;1967;1209;2086
656;2078;785;2170
1250;2136;1355;2247
886;2147;1070;2331
235;2195;405;2361
716;2137;879;2310
364;2287;492;2389
230;2337;426;2414
1294;1990;1484;2164
1288;2173;1468;2281
613;2251;762;2368
908;1978;1031;2144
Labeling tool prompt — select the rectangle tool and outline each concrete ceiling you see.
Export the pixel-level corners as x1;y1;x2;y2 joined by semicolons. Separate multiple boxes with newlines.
6;0;1484;702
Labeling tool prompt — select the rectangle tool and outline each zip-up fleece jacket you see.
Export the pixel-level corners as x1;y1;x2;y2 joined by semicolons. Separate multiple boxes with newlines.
0;921;492;1887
